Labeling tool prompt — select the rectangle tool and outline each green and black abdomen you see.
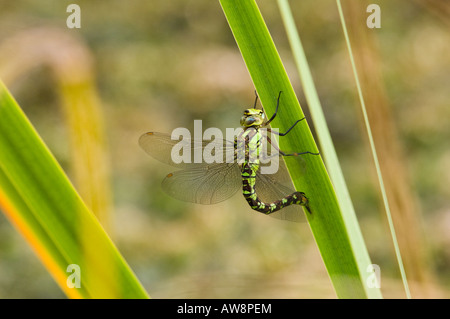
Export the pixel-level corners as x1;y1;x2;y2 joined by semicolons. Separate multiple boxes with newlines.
237;126;311;215
241;162;310;214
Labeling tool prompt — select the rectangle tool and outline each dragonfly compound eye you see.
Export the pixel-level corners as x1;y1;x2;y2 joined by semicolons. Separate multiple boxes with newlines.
241;116;256;127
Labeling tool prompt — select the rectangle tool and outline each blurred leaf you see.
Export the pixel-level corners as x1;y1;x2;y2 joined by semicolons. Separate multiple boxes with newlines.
0;28;112;230
0;80;149;298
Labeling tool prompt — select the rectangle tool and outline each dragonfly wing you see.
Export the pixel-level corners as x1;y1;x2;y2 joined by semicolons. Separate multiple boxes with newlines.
139;132;236;168
162;163;242;204
255;158;306;222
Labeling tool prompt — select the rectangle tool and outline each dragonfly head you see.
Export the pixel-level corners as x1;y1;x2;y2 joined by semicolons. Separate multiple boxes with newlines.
240;108;265;127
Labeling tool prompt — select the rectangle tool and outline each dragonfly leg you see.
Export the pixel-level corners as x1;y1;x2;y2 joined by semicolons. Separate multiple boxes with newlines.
267;118;305;136
264;135;320;158
253;90;259;108
279;150;320;157
264;91;283;125
264;92;308;137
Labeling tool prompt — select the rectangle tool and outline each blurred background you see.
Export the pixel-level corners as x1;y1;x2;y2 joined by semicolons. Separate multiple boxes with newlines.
0;0;449;298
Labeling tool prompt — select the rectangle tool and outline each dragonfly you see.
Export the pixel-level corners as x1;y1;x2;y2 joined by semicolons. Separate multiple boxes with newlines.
139;91;319;222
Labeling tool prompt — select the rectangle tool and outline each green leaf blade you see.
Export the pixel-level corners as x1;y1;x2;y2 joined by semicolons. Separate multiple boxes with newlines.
0;80;149;298
220;0;377;298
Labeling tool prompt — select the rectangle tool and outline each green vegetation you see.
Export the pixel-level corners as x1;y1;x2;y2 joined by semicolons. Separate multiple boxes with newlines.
0;81;149;298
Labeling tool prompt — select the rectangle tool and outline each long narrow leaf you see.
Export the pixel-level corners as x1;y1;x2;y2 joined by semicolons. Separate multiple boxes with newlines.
220;0;373;298
277;0;382;298
0;80;149;298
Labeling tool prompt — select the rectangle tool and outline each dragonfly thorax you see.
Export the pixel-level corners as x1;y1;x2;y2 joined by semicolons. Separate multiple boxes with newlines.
236;127;263;168
240;108;265;128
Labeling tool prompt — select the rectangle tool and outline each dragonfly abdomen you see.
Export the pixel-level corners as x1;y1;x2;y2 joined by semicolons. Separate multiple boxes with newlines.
241;163;311;214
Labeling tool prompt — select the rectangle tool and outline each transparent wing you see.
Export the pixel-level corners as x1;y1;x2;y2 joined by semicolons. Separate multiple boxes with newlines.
140;131;310;219
255;156;307;223
140;132;241;204
139;132;236;169
162;163;241;204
